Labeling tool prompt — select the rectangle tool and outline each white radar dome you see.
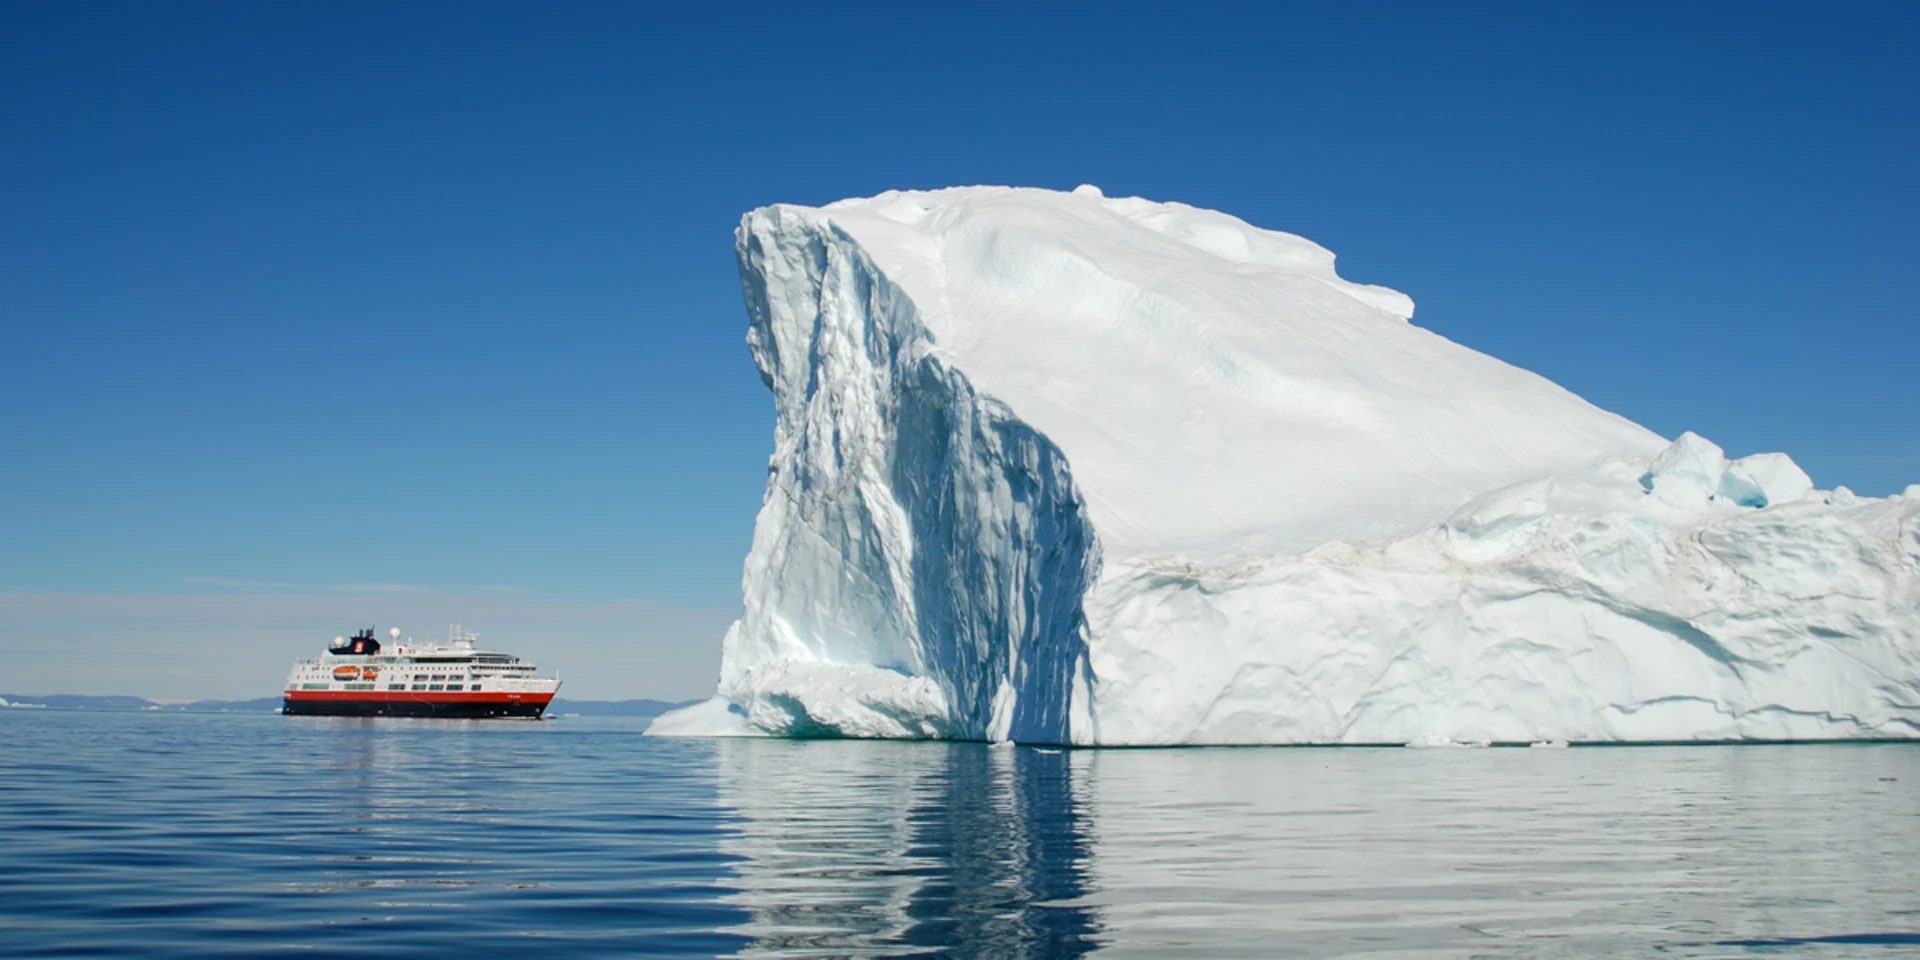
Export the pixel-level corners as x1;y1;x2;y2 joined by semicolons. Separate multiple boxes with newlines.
334;636;345;645
388;627;401;640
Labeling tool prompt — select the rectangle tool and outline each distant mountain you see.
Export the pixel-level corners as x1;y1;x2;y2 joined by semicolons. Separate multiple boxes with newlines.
548;698;700;717
176;697;285;713
2;694;699;717
2;694;162;711
2;693;285;712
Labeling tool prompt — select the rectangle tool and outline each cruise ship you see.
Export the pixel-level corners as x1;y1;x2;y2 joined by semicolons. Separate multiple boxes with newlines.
283;624;561;718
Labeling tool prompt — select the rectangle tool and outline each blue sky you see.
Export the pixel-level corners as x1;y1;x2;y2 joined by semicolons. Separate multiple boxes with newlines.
3;2;1916;699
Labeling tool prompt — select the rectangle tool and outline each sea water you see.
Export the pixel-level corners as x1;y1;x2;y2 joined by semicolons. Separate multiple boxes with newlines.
1;711;1915;958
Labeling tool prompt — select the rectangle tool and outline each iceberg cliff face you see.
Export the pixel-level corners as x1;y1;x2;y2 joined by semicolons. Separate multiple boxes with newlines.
649;186;1920;745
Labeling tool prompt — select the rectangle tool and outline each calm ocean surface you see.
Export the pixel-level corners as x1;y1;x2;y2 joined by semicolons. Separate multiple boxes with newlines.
1;711;1916;958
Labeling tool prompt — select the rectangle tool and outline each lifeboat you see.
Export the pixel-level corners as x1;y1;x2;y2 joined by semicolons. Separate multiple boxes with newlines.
332;665;362;681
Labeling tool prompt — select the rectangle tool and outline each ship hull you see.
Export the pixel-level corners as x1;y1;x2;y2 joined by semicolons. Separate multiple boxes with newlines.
283;692;553;719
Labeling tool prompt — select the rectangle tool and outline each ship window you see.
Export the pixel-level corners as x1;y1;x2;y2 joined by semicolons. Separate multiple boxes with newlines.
301;683;329;690
411;684;426;691
428;684;444;691
388;684;405;691
468;684;482;691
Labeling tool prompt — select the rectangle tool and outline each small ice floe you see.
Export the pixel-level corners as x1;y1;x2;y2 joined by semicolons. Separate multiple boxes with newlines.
1405;736;1488;749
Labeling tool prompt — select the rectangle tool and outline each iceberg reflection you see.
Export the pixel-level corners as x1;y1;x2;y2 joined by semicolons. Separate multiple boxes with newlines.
711;741;1920;957
713;739;1097;957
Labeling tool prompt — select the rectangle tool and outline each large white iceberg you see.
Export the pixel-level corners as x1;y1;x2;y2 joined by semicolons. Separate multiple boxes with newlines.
651;186;1920;745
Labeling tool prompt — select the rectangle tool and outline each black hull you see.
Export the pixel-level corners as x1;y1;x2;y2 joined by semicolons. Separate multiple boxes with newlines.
283;699;549;719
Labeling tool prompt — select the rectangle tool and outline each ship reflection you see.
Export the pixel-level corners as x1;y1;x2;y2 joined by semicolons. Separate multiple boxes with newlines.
713;739;1098;957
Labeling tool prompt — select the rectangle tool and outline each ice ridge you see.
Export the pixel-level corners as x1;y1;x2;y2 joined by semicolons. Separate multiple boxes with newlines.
664;207;1100;743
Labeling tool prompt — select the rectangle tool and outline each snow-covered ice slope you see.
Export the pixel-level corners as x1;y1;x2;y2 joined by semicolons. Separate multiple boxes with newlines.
649;186;1920;745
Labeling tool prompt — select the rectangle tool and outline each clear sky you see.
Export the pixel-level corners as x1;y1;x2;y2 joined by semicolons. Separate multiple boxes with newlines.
3;2;1916;701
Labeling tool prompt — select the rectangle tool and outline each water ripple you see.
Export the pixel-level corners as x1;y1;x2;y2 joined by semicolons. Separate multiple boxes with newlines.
1;712;1915;957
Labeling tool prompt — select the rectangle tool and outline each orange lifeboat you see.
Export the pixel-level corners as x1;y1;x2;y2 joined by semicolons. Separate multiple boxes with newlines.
332;665;361;682
361;667;380;681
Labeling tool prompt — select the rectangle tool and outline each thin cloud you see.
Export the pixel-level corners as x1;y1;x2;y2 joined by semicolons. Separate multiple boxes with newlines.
476;585;541;597
182;576;299;590
182;577;432;595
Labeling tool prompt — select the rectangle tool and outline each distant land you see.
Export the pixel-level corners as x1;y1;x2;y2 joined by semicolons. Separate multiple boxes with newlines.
0;694;699;718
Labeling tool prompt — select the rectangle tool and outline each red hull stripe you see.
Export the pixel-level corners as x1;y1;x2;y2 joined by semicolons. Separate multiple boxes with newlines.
285;691;554;704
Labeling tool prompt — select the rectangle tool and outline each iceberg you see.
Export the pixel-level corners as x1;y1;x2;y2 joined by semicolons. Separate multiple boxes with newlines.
649;186;1920;745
